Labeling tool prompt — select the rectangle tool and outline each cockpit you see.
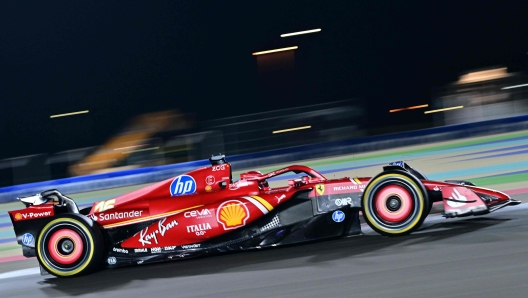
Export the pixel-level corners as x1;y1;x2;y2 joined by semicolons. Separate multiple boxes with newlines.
206;154;327;193
240;170;270;190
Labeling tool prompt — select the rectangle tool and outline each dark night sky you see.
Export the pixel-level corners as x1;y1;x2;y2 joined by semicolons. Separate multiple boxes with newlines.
1;1;528;159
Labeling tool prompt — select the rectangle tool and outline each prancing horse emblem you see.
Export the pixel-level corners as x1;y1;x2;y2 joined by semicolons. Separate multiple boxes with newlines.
316;184;325;196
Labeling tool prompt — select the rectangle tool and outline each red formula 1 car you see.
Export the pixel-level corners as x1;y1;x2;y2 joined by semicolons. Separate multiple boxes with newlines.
8;155;520;277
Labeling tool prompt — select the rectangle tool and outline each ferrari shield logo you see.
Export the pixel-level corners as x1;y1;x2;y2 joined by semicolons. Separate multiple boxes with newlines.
315;184;325;196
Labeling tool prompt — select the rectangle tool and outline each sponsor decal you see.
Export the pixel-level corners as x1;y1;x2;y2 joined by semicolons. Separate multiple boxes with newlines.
222;176;230;180
332;210;345;223
94;199;116;213
14;210;53;221
151;247;162;253
164;246;177;251
21;233;34;246
186;223;212;236
170;175;197;196
205;185;212;192
107;257;117;265
181;244;201;249
217;200;250;230
389;161;404;167
184;209;212;218
334;185;358;191
316;184;325;196
138;218;179;246
229;180;249;190
96;210;144;222
265;189;283;194
335;197;352;206
276;194;286;203
113;247;129;254
447;188;467;207
135;248;148;253
206;175;215;185
212;164;226;171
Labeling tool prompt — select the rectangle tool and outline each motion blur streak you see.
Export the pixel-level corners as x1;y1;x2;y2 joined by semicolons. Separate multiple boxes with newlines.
121;147;159;154
501;83;528;90
280;28;321;37
389;104;429;113
113;145;146;151
252;46;298;56
50;110;89;118
272;126;311;134
424;106;464;114
456;68;511;84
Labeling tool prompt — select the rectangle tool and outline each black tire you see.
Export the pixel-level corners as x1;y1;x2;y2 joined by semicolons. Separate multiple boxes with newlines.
427;199;434;215
362;172;429;236
36;214;103;277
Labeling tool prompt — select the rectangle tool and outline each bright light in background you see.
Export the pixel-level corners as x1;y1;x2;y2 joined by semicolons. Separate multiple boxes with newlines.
501;83;528;90
121;147;159;154
252;46;298;56
456;67;511;84
281;28;321;37
273;126;311;134
113;145;146;151
389;104;429;113
424;106;464;114
50;110;89;118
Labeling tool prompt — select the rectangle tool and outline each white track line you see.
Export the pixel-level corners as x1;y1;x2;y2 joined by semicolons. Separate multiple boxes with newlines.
0;267;40;280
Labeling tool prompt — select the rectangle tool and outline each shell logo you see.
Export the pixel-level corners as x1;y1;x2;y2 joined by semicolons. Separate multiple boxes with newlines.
14;213;22;220
217;200;250;230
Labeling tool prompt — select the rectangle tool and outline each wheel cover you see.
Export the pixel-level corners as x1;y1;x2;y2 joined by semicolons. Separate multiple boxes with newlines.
47;229;84;265
374;184;413;223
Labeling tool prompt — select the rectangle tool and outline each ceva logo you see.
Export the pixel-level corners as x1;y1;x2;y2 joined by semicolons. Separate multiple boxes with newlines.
170;175;197;196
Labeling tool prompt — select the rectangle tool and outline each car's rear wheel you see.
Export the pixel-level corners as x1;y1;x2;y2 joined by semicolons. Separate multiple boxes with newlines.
362;172;429;236
37;215;103;277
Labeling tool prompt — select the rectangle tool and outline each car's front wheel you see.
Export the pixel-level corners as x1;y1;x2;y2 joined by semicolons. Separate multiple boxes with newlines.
36;215;103;277
362;172;429;236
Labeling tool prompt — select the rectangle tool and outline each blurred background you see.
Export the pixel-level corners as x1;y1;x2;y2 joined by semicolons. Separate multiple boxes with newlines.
1;1;528;187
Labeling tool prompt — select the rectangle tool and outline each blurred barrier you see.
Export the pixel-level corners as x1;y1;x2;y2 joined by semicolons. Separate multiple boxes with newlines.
2;113;528;203
69;110;195;176
200;99;366;155
433;67;528;125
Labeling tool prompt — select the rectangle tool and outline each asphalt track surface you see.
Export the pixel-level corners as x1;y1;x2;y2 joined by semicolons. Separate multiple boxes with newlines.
1;130;528;297
1;204;528;298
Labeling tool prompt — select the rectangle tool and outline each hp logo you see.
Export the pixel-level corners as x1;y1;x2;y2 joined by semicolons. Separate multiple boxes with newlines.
170;175;197;196
21;233;34;246
332;210;345;223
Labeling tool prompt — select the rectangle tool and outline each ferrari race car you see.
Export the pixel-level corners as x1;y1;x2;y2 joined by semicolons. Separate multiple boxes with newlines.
8;154;520;277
